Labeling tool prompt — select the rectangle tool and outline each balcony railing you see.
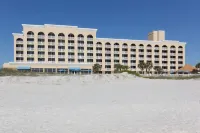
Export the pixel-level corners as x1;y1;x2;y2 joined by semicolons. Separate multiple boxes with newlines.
170;58;176;61
87;44;93;47
48;36;55;39
114;45;119;48
105;56;111;59
147;52;152;55
27;54;34;57
131;57;136;60
162;53;168;56
58;36;65;40
154;52;159;55
16;47;23;51
154;63;160;66
154;47;159;50
58;49;65;52
78;50;84;53
16;54;23;57
27;41;34;45
78;56;84;59
38;55;45;58
78;43;84;47
78;37;84;41
178;53;183;56
162;58;168;61
139;52;144;55
96;50;102;53
122;57;128;60
96;44;102;47
27;48;34;51
68;49;75;52
154;58;159;61
122;51;128;54
178;48;183;51
68;37;75;40
114;51;119;54
162;63;168;66
58;55;65;58
131;46;136;49
147;58;152;60
139;46;144;49
114;57;119;59
105;68;111;71
162;47;168;50
96;56;102;59
16;60;24;62
105;62;111;65
147;47;152;50
170;48;176;51
131;51;136;54
139;57;144;60
87;38;93;41
38;42;45;45
58;43;65;46
16;41;23;44
48;42;55;45
131;63;136;66
105;51;111;54
87;50;93;53
27;35;34;38
105;45;111;48
48;55;55;58
38;35;45;39
178;59;183;61
68;56;74;59
48;49;55;52
170;53;176;56
87;56;93;59
68;43;74;46
170;64;176;66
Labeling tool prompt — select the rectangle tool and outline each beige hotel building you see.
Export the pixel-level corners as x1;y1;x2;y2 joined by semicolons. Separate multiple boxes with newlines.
3;24;186;74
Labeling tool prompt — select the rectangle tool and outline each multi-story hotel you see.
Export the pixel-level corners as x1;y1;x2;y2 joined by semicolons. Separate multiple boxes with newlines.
3;24;186;74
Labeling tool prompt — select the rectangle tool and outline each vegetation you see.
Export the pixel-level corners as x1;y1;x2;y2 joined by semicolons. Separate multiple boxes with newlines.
138;61;153;74
114;64;129;73
196;62;200;71
153;66;163;74
138;62;146;74
92;63;102;74
143;75;200;80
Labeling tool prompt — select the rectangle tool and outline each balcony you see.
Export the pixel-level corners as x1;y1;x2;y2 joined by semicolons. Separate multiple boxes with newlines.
87;56;93;59
38;35;45;39
27;41;34;45
147;52;152;55
48;61;56;63
122;63;128;66
105;45;111;48
162;58;168;61
48;55;55;58
114;62;120;64
131;46;136;49
178;48;183;51
16;60;23;62
38;42;45;45
139;52;144;55
170;48;176;51
87;38;93;41
58;36;65;40
105;56;111;59
170;53;176;56
162;47;168;50
27;35;34;38
58;61;65;63
87;50;93;53
162;53;168;56
78;43;84;47
58;55;65;58
122;46;128;48
139;46;144;49
27;48;34;51
48;36;55;39
178;64;183;67
68;55;74;59
170;64;176;66
16;41;23;44
154;58;159;61
96;56;102;59
16;54;23;57
48;48;55;52
122;51;128;54
38;55;45;58
68;37;75;40
105;68;111;71
131;51;136;54
131;63;136;66
27;54;34;57
77;56;84;59
139;57;144;60
163;69;168;71
58;43;65;46
96;44;102;47
122;57;128;60
105;62;111;65
162;63;168;66
170;58;176;61
87;44;93;47
96;50;102;53
131;57;136;60
38;48;45;51
154;63;160;66
154;52;159;55
48;42;55;46
16;47;23;51
154;47;159;50
68;43;74;46
114;45;119;48
105;51;111;54
178;53;183;56
147;47;152;50
58;49;65;52
78;37;84;41
178;58;183;61
147;58;152;60
114;51;119;54
78;50;84;53
68;49;75;52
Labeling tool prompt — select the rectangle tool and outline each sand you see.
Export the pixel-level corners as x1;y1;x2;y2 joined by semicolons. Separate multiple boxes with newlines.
0;74;200;133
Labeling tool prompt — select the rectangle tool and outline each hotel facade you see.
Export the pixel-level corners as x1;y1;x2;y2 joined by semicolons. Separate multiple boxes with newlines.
3;24;186;74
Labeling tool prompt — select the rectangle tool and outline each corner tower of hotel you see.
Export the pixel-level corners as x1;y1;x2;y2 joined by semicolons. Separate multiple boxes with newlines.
3;24;186;74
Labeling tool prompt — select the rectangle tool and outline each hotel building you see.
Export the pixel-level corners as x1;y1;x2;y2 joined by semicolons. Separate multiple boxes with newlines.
3;24;186;74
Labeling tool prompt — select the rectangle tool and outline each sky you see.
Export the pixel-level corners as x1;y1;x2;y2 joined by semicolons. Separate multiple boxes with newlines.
0;0;199;66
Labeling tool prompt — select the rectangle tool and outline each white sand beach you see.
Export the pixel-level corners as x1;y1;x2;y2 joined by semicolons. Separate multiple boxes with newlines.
0;74;200;133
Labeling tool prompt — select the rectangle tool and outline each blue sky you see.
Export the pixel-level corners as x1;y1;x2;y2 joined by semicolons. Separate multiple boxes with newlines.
0;0;199;66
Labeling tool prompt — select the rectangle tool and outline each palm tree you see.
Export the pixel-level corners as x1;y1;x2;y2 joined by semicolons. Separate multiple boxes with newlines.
93;63;102;74
122;65;129;71
154;66;163;74
196;62;200;71
145;62;153;74
138;62;146;74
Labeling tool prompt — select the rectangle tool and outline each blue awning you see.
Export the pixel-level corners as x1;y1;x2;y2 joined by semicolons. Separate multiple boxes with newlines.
69;67;81;71
17;66;31;70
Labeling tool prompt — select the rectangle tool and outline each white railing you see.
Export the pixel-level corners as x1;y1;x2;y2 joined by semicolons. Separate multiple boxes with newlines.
154;47;159;50
162;47;168;50
154;63;159;66
114;51;119;54
105;45;111;48
139;46;144;49
114;45;119;48
38;42;45;45
78;50;84;53
105;57;111;59
162;58;168;61
27;35;34;38
16;60;24;62
162;53;168;56
170;53;176;56
16;54;23;57
27;48;34;51
68;37;75;40
105;51;111;54
68;43;74;46
122;51;128;54
68;49;74;52
147;47;152;49
139;52;144;55
48;49;55;52
147;58;152;60
16;41;23;44
96;44;102;47
58;43;65;46
96;56;102;59
114;57;119;59
96;50;102;53
78;43;84;47
38;35;45;39
38;55;45;58
48;42;55;45
131;46;136;49
27;41;34;45
58;55;65;58
58;36;65;40
122;57;128;60
170;64;176;66
162;63;168;66
178;53;183;56
38;48;45;51
58;49;65;52
131;63;136;66
105;62;111;65
139;57;144;60
170;58;176;61
178;48;183;51
87;44;93;47
87;50;93;53
78;37;84;41
154;58;159;61
78;56;84;59
16;47;23;51
27;54;34;57
48;36;55;39
170;48;176;51
87;56;93;59
122;46;128;48
154;52;159;55
131;57;136;60
105;68;111;71
87;38;93;41
48;55;55;58
131;52;136;54
68;56;74;59
178;59;183;61
147;52;152;55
